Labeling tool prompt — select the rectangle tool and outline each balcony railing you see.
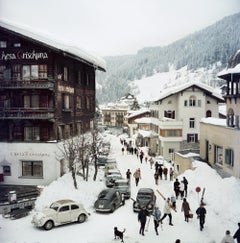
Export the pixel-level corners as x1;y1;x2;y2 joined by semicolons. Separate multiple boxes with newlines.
0;78;55;89
0;107;55;120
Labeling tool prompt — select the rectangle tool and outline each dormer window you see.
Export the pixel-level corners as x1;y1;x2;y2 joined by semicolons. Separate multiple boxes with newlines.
189;95;196;106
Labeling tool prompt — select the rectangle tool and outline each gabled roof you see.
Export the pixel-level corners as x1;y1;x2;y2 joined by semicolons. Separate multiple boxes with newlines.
0;19;106;71
126;108;150;119
155;81;224;102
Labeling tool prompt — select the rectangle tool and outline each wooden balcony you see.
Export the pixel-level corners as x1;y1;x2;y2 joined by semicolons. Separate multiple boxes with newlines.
0;107;55;120
0;78;55;90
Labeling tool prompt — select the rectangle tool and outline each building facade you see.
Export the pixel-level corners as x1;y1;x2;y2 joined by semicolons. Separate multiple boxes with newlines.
149;82;224;160
0;21;105;185
200;50;240;178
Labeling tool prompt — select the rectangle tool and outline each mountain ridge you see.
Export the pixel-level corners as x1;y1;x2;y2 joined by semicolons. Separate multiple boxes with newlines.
96;12;240;103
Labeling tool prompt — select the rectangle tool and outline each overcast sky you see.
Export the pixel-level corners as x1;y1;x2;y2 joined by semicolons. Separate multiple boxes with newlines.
0;0;240;56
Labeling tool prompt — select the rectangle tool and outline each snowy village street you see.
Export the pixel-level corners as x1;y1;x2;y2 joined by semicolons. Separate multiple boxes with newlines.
1;130;240;243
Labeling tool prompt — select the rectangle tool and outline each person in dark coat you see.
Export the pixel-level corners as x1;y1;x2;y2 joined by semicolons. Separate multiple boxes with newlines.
126;169;131;180
173;178;180;199
138;206;149;236
233;222;240;243
183;176;188;197
196;203;207;231
181;198;191;222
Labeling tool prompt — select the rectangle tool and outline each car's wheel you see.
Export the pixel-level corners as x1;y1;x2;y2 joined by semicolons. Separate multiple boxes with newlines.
78;214;86;223
44;220;54;230
111;204;116;213
122;199;125;205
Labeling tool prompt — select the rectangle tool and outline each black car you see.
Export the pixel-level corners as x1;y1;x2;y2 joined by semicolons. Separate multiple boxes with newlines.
132;188;156;213
113;179;131;199
94;188;125;213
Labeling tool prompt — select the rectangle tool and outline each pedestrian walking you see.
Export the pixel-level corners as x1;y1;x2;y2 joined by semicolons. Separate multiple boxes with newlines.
175;239;181;243
121;147;125;155
145;156;148;163
149;157;154;169
163;167;168;180
154;172;159;185
196;203;207;231
181;198;191;222
160;198;175;226
173;178;180;199
158;165;163;180
139;150;144;163
152;206;161;235
126;169;131;180
169;167;174;181
133;168;141;186
220;230;235;243
179;180;185;199
233;222;240;243
183;176;188;197
170;195;177;211
138;206;149;236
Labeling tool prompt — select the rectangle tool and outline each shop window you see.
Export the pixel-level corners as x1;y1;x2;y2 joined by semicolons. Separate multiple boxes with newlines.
22;161;43;177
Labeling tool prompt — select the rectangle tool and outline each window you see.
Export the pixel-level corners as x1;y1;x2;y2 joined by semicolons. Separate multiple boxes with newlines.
0;65;6;79
187;133;198;143
22;161;43;177
39;65;47;79
22;65;38;80
63;94;70;109
198;100;201;107
12;64;21;80
184;100;188;106
189;118;195;128
23;95;39;108
76;96;81;109
189;96;196;106
24;127;40;141
215;146;223;165
78;71;82;85
71;204;79;210
0;41;7;48
86;97;90;109
225;149;234;167
164;110;175;119
63;67;68;81
59;206;69;212
3;165;11;176
13;43;21;47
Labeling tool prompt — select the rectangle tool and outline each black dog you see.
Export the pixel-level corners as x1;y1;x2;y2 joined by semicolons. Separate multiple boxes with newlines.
114;227;125;242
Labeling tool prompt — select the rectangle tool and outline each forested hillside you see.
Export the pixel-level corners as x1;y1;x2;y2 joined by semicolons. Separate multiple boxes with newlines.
96;12;240;103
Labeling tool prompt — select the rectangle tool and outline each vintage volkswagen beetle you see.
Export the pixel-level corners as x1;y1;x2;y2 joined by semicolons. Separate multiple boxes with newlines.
31;199;89;230
132;188;156;213
94;188;125;213
105;173;122;187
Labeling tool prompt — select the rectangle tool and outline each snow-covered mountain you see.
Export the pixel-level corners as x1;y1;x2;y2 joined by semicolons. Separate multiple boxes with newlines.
96;12;240;104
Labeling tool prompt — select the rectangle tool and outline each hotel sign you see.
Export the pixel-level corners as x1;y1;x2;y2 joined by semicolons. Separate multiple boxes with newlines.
0;50;48;61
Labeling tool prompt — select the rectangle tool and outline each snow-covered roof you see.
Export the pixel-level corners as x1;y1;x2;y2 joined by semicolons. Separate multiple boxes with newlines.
126;108;150;119
135;117;151;124
137;129;158;138
155;81;224;102
218;63;240;77
0;19;106;71
201;117;226;126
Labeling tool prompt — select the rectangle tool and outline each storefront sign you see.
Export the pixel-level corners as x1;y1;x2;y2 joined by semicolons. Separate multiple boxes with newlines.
0;50;48;61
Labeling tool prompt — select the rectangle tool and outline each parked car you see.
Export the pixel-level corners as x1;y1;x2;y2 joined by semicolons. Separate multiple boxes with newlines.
94;188;125;213
113;179;131;199
96;156;108;166
105;173;122;187
132;188;156;213
31;199;89;230
105;168;121;177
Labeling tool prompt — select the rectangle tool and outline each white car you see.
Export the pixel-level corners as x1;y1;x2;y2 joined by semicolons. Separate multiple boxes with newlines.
31;199;89;230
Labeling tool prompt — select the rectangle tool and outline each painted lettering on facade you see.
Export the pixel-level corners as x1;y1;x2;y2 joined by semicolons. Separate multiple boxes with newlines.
10;152;50;157
0;50;48;61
